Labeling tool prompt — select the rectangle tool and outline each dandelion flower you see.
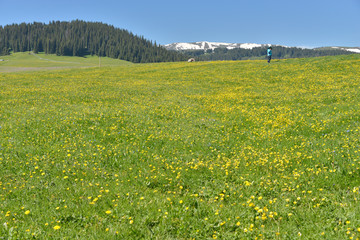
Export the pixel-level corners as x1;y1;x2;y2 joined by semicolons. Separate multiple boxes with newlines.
53;225;61;230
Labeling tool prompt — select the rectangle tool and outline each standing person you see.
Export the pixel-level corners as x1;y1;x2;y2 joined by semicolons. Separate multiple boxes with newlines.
267;46;272;63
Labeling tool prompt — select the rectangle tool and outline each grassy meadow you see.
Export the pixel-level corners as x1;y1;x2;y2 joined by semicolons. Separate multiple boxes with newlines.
0;52;131;72
1;54;360;239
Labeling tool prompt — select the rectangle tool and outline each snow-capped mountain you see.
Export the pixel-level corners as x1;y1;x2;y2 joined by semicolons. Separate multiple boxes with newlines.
164;41;360;53
163;41;271;51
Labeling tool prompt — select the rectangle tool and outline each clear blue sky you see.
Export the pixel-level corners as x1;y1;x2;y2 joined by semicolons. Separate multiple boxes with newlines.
1;0;359;48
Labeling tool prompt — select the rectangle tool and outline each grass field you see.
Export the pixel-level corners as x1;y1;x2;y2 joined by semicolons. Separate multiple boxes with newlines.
1;54;360;239
0;52;131;72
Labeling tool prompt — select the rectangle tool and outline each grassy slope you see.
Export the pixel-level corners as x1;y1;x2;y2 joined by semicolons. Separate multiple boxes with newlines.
0;55;360;239
0;52;132;71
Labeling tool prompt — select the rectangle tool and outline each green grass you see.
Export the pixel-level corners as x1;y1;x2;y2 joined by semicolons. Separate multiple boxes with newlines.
0;52;132;71
1;54;360;239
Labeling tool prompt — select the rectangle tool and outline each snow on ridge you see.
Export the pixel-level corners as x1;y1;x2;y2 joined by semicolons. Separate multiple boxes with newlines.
191;41;264;50
201;42;206;49
330;47;360;53
239;43;262;49
164;42;360;52
194;41;236;50
195;41;232;46
166;42;201;50
346;48;360;53
165;41;268;51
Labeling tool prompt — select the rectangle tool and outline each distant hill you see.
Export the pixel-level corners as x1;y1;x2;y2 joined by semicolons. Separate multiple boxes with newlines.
164;41;358;61
164;41;360;53
0;20;186;63
164;41;270;51
314;46;360;53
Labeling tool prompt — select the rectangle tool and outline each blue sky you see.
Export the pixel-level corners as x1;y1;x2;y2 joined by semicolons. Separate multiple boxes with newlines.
0;0;359;47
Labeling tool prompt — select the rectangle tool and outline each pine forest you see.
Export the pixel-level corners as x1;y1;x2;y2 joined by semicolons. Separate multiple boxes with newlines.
0;20;186;63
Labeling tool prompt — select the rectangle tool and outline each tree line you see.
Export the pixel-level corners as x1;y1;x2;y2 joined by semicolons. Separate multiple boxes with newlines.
0;20;186;63
181;46;354;61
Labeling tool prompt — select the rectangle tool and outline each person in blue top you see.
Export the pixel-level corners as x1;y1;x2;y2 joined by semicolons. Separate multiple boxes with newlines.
267;46;272;63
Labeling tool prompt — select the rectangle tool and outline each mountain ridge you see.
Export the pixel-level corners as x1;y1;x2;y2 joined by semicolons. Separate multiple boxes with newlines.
164;41;360;53
164;41;270;51
163;41;271;51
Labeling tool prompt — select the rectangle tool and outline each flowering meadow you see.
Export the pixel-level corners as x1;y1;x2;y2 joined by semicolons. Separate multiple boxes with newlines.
1;55;360;239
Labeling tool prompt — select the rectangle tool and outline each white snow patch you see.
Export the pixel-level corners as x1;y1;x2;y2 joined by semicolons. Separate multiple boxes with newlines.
171;43;201;50
195;41;237;50
346;48;360;53
239;43;262;49
330;47;360;53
